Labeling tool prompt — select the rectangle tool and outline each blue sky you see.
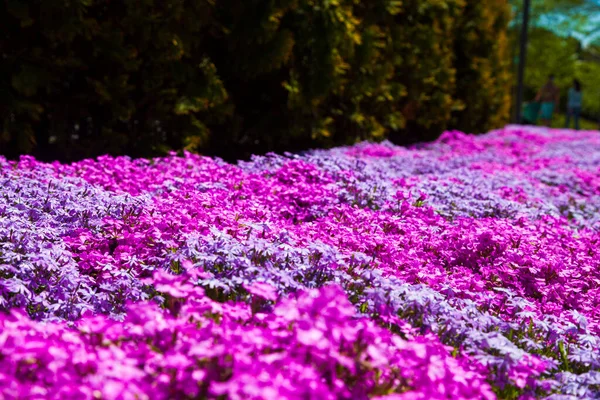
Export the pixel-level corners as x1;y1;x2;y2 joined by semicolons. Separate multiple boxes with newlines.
533;0;600;46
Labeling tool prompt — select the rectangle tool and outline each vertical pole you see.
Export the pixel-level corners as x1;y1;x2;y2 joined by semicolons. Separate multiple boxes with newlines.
515;0;531;124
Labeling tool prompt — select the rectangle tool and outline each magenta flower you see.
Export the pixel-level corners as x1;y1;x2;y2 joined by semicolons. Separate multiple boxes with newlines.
2;125;600;398
244;281;278;301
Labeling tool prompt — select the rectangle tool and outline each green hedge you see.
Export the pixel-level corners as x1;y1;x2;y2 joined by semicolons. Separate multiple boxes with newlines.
0;0;511;162
452;0;512;133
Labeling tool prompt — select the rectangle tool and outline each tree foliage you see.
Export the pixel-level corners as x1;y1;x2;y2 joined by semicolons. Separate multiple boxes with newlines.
452;0;512;133
517;28;600;119
1;0;512;162
509;0;598;34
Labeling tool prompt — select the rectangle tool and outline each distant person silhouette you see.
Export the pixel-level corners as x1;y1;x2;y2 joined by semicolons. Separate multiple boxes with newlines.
565;79;582;130
535;74;560;127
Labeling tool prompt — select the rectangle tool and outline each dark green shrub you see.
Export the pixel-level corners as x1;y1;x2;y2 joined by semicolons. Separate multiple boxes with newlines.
0;0;511;162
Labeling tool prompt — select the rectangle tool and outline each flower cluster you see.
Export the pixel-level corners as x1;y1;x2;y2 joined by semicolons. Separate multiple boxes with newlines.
0;271;494;399
1;125;600;399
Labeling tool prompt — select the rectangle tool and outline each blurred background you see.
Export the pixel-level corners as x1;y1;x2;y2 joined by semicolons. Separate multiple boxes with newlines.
1;0;599;163
510;0;600;130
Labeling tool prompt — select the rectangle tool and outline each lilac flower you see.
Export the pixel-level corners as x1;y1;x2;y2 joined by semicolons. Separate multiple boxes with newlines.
2;125;600;398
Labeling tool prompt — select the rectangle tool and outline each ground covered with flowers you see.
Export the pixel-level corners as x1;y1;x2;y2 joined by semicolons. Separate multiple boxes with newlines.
1;125;600;399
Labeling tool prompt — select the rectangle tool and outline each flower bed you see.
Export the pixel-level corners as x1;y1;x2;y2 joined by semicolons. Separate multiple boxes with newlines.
1;125;599;399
